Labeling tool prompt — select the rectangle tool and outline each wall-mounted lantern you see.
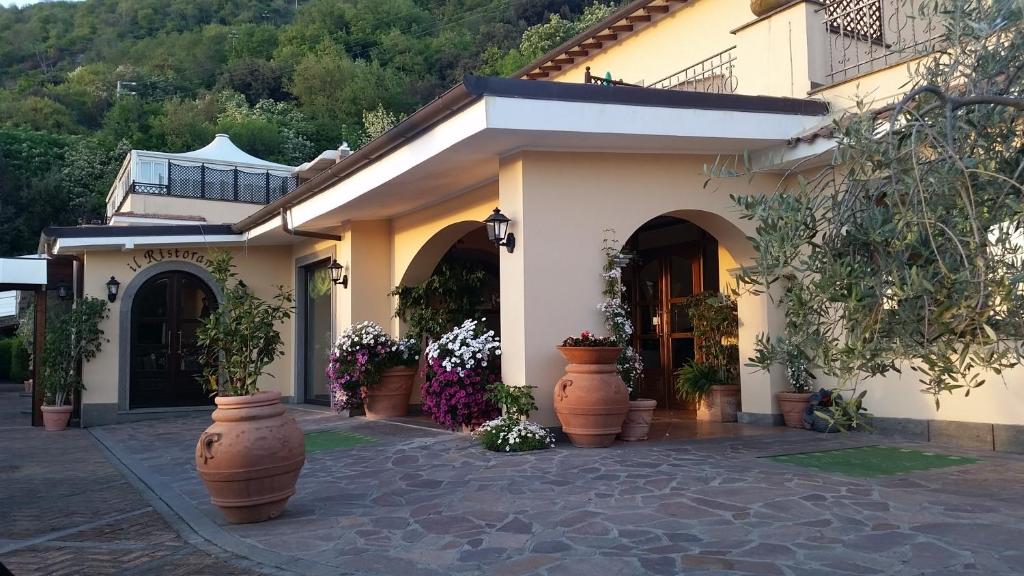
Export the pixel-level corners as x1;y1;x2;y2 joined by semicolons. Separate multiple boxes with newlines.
484;207;516;253
328;259;348;289
105;276;120;303
55;281;73;301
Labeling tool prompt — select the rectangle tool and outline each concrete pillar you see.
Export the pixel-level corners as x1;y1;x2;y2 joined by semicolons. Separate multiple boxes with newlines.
737;285;789;425
345;220;393;328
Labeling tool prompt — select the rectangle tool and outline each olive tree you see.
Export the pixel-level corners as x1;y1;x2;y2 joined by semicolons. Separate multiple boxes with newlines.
723;0;1024;407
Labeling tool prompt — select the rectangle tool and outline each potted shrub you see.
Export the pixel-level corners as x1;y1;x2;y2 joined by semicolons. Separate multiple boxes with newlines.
194;252;300;524
327;321;420;419
599;234;655;441
422;318;500;431
773;337;815;428
474;381;555;452
679;292;741;422
39;297;108;431
554;331;630;448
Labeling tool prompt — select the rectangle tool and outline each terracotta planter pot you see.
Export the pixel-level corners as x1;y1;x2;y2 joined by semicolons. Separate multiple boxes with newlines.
696;385;741;423
363;366;416;419
41;405;72;431
750;0;796;17
195;391;306;524
553;346;629;448
23;379;32;394
777;391;813;428
618;398;658;441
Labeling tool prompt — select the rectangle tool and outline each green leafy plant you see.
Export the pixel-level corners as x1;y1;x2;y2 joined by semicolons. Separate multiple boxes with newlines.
813;389;873;432
682;292;740;385
40;297;108;406
0;339;12;380
476;381;554;452
674;361;727;405
195;251;294;397
391;262;486;342
486;381;538;420
599;231;644;399
719;1;1024;408
10;337;30;382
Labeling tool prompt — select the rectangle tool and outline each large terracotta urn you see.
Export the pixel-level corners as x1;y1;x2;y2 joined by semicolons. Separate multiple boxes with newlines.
553;347;630;448
363;366;416;419
619;398;657;441
696;385;740;423
777;391;813;428
195;391;306;524
41;405;72;431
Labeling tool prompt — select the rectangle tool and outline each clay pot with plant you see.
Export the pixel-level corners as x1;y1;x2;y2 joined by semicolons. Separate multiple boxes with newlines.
677;292;741;422
752;336;815;428
554;331;630;448
327;321;420;419
194;251;300;524
599;233;656;441
675;362;740;423
39;297;108;431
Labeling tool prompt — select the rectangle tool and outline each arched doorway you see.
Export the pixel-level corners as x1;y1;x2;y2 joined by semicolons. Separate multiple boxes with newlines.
129;270;215;409
624;216;723;411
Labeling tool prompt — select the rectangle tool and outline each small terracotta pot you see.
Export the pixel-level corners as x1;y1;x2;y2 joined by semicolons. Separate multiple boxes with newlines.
696;385;741;423
195;391;306;524
41;405;72;431
553;347;629;448
619;398;658;441
777;391;813;428
750;0;796;17
363;366;416;419
23;379;32;394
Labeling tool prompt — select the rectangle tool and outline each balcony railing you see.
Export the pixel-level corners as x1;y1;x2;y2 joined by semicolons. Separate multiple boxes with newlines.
647;46;738;94
110;162;298;215
822;0;943;85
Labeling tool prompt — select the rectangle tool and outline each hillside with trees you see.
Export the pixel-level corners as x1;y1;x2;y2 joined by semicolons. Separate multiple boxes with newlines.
0;0;618;256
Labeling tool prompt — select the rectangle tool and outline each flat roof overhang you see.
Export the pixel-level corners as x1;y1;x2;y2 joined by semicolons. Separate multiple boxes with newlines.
243;76;831;240
43;224;254;255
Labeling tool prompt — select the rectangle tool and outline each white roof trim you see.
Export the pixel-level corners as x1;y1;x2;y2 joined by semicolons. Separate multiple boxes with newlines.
53;235;246;254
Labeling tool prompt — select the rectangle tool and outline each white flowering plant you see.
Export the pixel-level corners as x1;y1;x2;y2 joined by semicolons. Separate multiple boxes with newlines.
599;232;644;399
422;319;501;430
327;321;420;412
474;381;555;452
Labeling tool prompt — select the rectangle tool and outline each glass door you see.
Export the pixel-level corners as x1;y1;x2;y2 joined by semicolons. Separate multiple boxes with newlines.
303;261;333;404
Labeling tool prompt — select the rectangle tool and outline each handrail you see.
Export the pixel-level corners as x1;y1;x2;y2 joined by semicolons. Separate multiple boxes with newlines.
647;46;738;94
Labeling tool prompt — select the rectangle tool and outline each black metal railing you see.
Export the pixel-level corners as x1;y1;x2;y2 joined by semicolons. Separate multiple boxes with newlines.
647;46;738;94
822;0;943;84
118;162;298;212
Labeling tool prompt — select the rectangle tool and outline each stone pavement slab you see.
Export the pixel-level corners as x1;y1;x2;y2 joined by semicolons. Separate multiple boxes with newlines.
90;405;1024;576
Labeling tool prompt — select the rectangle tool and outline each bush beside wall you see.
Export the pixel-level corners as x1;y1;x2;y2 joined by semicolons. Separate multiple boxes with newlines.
10;339;29;382
0;339;12;380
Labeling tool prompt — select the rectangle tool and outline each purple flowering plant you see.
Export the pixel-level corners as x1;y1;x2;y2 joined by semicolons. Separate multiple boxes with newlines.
327;321;419;412
422;319;501;430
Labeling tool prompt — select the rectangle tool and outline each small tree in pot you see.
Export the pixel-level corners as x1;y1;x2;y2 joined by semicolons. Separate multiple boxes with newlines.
675;292;741;422
193;251;300;524
39;297;108;431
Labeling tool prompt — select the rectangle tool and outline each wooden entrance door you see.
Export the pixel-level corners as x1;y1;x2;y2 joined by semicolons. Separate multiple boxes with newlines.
130;271;215;409
629;245;703;410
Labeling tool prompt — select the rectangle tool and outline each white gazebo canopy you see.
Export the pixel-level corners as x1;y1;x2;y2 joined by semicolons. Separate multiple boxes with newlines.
170;134;293;171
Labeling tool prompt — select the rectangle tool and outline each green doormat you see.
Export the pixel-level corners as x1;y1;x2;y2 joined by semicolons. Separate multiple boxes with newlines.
304;430;376;454
768;445;978;478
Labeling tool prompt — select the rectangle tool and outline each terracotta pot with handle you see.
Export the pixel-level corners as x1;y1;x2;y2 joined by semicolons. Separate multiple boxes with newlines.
41;405;72;431
777;391;813;428
619;398;658;441
553;347;629;448
750;0;796;17
195;390;305;524
363;366;417;419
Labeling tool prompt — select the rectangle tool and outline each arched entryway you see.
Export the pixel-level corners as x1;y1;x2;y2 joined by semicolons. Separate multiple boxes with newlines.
623;214;738;413
129;270;216;409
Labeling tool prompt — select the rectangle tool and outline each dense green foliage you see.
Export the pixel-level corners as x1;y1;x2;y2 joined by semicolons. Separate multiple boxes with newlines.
0;0;619;256
0;338;12;380
41;296;108;406
391;262;486;341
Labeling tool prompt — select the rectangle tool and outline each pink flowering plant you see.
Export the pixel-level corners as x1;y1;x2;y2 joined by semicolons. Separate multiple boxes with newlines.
422;318;501;430
327;321;419;412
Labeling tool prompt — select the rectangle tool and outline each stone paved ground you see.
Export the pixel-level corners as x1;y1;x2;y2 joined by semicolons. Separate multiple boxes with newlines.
0;386;275;576
91;404;1024;576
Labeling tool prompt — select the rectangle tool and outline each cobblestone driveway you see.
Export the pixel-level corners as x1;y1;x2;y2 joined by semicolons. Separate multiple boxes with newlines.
91;405;1024;576
0;386;272;575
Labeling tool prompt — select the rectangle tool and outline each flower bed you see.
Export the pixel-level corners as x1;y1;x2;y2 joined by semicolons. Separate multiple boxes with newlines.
422;319;500;430
327;321;419;412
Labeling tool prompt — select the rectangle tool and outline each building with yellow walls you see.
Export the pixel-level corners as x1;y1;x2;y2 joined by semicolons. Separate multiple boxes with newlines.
23;0;1023;451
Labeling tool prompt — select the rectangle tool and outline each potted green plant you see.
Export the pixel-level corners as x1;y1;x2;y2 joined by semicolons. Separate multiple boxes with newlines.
474;382;555;452
750;335;815;428
679;292;741;422
327;321;420;419
599;234;654;441
554;331;630;448
194;251;300;524
39;297;108;431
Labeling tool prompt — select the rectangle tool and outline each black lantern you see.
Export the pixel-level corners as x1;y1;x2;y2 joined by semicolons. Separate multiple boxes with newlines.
55;281;72;301
328;259;348;288
484;208;516;253
105;276;120;303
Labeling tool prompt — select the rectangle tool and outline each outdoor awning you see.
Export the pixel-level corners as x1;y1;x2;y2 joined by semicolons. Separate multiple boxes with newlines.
0;257;47;291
